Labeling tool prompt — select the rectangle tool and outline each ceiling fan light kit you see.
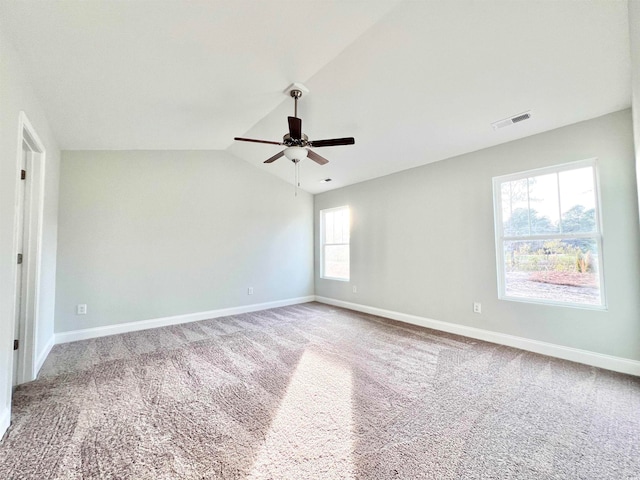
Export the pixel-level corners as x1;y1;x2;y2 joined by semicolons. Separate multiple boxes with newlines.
283;146;308;162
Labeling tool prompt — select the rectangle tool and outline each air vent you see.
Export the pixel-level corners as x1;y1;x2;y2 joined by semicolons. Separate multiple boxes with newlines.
491;111;532;130
511;113;530;123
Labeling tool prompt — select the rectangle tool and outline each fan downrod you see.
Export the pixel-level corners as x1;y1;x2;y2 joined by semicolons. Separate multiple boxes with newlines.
290;89;302;117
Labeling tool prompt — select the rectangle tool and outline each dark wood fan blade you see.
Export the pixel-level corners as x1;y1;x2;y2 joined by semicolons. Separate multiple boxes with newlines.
306;149;329;165
288;117;302;139
264;150;285;164
234;137;283;146
309;137;355;147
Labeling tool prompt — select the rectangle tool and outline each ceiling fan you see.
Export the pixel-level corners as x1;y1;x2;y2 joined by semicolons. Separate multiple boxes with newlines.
234;87;355;165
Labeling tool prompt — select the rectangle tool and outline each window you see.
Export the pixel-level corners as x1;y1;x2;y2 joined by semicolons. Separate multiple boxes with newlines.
493;160;605;308
320;206;350;281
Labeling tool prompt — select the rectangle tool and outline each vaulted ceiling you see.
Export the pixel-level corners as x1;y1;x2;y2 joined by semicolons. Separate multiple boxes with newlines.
0;0;631;193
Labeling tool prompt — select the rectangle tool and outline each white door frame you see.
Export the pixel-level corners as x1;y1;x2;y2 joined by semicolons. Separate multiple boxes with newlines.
11;111;46;385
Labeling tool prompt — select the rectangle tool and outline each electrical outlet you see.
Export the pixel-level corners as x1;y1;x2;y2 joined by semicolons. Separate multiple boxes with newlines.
247;287;254;295
77;304;87;315
473;302;481;314
352;286;357;293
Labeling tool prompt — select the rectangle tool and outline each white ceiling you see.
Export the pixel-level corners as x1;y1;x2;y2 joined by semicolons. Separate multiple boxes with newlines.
0;0;631;194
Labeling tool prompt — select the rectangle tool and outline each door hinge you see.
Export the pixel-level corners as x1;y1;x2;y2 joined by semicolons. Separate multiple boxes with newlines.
13;339;19;351
20;169;26;180
17;253;23;265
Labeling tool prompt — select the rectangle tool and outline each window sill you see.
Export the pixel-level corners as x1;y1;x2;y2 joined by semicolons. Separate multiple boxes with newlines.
499;295;607;311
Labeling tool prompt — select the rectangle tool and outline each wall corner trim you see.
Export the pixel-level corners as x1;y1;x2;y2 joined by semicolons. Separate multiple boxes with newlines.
54;296;315;344
0;406;10;441
314;296;640;376
35;335;55;377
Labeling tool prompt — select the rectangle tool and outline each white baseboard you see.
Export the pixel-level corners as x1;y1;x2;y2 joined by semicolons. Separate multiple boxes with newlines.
55;296;315;344
0;406;9;441
51;294;640;376
35;335;55;376
315;296;640;377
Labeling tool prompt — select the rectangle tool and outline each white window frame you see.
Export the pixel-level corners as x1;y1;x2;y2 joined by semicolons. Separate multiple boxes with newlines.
492;158;606;309
320;205;350;281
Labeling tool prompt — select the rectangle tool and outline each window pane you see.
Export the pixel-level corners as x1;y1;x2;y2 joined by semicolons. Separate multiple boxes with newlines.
345;209;351;243
324;208;350;244
502;238;601;306
559;167;596;233
501;178;530;236
334;210;344;243
324;211;335;244
528;173;560;235
339;208;350;243
324;245;349;279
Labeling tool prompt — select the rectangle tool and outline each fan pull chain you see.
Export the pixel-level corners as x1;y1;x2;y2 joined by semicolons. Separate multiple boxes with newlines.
294;160;300;197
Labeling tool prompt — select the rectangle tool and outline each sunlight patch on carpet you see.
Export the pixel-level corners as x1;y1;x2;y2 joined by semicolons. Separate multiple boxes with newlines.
248;348;354;479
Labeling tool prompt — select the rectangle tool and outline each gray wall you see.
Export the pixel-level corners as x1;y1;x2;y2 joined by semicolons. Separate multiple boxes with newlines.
0;33;60;424
55;150;313;333
630;1;640;220
315;109;640;361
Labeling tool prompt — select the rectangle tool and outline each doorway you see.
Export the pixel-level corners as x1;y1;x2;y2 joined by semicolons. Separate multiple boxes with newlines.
12;112;46;386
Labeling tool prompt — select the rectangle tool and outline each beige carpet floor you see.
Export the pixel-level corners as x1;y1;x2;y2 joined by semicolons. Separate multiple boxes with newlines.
1;302;639;479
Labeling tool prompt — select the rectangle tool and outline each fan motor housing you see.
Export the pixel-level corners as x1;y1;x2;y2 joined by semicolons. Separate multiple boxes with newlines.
283;133;308;147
